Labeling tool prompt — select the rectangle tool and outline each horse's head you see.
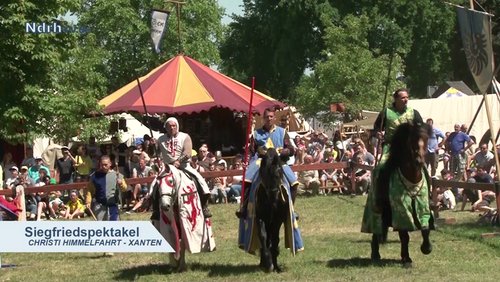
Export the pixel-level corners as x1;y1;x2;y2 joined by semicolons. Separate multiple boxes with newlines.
259;148;284;201
389;122;430;171
158;164;176;212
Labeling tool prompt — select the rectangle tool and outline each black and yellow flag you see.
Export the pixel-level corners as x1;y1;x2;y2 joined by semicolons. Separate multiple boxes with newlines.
455;7;494;94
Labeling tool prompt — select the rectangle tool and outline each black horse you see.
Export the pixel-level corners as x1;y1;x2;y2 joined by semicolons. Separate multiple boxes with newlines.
255;148;289;272
363;122;434;268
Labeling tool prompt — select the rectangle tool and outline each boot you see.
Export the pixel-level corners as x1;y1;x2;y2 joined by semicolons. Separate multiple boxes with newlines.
235;182;252;219
201;194;212;218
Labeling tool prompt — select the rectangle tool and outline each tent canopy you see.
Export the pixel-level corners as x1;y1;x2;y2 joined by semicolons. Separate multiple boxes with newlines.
99;55;285;115
409;94;499;142
431;81;475;98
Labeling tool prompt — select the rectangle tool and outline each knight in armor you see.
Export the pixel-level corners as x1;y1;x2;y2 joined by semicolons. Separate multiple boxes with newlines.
157;117;212;218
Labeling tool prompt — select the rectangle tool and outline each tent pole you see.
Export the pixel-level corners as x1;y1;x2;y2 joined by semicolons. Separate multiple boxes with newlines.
481;92;500;210
466;96;485;135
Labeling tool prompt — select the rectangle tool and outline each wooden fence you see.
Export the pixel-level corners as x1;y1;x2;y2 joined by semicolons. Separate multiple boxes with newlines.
1;162;498;219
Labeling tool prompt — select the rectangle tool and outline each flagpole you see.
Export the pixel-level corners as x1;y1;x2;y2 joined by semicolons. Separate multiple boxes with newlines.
468;3;500;211
240;77;256;209
165;0;186;54
136;78;159;159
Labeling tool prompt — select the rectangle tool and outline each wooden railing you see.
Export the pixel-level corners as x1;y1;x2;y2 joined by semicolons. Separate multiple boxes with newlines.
0;162;351;196
1;162;498;219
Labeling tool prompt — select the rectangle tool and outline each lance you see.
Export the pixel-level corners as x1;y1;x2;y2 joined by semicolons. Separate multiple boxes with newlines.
240;77;256;208
374;52;394;166
136;78;160;162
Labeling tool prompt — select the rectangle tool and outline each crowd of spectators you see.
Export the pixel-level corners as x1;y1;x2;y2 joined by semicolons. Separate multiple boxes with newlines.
1;121;499;220
291;129;376;196
0;135;161;220
426;122;498;215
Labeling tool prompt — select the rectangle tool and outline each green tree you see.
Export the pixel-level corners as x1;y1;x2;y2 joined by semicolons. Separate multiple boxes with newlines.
336;0;459;97
0;0;225;144
220;0;330;101
221;0;464;101
78;0;224;94
293;15;404;122
0;0;87;143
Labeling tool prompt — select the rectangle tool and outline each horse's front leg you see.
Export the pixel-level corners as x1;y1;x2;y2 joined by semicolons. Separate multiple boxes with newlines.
370;234;381;261
398;231;412;268
168;242;187;272
269;220;283;272
256;218;273;273
420;228;432;255
177;244;187;272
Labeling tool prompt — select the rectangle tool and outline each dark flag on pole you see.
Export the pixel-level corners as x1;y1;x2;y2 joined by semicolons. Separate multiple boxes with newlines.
455;7;494;94
151;9;170;54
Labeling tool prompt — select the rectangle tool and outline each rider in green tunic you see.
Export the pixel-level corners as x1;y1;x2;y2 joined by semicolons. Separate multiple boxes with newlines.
362;89;427;234
373;88;423;164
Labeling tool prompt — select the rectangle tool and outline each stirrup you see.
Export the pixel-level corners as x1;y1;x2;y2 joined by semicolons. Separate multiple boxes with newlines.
203;207;212;218
235;209;246;219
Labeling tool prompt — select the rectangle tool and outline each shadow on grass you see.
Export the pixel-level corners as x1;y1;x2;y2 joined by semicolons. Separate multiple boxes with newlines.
114;263;174;280
326;257;401;268
350;238;400;244
336;195;367;208
436;221;500;250
113;262;260;280
190;262;261;277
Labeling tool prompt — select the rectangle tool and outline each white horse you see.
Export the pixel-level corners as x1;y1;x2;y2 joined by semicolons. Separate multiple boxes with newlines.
149;164;215;272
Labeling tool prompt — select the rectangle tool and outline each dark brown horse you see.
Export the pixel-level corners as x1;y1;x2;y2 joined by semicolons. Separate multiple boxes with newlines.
365;122;434;267
255;148;289;272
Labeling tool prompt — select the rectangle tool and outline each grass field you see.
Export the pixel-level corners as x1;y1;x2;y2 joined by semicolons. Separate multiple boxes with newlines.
1;195;499;281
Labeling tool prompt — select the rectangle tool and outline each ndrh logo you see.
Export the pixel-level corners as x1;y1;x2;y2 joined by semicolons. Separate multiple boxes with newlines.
25;22;89;34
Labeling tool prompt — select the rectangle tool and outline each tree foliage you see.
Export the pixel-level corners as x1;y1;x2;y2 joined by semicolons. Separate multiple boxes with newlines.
220;0;329;100
293;15;405;122
221;0;489;112
0;0;224;144
0;0;87;143
78;0;224;94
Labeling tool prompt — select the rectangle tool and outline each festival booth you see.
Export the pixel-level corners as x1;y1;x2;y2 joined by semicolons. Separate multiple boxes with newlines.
98;55;285;155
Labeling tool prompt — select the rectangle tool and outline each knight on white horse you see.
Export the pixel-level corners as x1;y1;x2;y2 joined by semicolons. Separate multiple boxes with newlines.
149;164;216;272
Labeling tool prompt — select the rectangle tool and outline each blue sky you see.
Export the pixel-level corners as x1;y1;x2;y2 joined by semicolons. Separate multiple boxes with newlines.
64;1;244;25
218;0;243;24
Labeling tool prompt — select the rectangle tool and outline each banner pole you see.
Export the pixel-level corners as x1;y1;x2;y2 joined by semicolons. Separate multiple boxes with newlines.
136;78;160;160
468;3;500;209
240;77;256;208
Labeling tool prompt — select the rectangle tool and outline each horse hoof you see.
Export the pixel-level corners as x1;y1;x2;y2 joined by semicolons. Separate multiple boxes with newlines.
274;265;283;273
263;265;274;273
402;262;413;269
177;266;187;273
401;257;412;268
421;242;432;255
371;252;381;261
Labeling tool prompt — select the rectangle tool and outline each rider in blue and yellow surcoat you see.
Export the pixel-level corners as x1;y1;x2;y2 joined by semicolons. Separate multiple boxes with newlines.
237;107;303;254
